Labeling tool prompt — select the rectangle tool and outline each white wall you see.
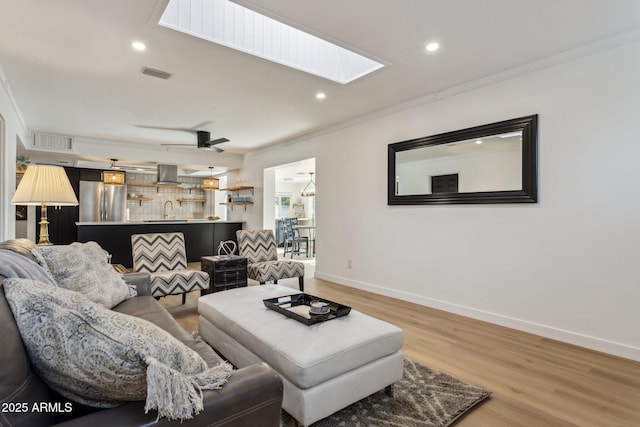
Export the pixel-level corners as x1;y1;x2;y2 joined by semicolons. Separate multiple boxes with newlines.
236;40;640;361
0;66;28;241
236;143;316;229
262;168;276;230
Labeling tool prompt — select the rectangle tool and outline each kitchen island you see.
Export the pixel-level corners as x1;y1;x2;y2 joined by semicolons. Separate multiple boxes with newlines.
77;220;243;268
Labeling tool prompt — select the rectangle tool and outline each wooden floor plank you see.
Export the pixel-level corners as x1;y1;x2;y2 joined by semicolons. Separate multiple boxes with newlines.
161;276;640;427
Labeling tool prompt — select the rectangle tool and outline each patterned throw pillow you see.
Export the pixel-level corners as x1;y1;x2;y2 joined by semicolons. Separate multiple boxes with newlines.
33;241;135;308
3;279;233;421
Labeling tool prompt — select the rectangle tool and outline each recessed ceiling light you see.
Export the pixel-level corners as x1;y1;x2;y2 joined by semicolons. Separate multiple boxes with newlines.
475;140;483;145
425;42;440;52
131;41;146;51
316;92;326;100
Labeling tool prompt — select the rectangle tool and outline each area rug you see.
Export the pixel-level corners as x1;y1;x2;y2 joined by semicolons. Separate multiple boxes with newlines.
281;358;490;427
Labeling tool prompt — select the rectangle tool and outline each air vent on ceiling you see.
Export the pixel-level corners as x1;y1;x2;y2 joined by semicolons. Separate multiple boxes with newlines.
142;67;172;80
32;132;73;151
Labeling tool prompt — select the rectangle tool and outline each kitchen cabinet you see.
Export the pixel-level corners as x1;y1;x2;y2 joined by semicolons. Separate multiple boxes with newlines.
78;169;104;182
34;167;112;244
275;219;286;247
77;221;244;267
35;167;79;244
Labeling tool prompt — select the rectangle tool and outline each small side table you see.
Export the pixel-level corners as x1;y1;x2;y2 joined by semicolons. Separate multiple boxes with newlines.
201;255;248;294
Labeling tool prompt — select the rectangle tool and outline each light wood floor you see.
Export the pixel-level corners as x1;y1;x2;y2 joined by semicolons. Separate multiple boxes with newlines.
161;276;640;427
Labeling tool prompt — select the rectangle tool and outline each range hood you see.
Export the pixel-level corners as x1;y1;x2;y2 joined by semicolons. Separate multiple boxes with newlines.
154;164;182;185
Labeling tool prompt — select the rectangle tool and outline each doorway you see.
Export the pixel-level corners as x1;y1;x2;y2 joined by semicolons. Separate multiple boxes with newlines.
263;158;316;262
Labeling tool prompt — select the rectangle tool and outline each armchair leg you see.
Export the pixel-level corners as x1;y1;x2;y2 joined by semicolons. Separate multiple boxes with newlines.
274;280;278;284
182;293;186;305
298;276;304;292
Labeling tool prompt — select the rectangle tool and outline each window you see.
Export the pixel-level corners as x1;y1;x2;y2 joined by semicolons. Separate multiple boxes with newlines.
275;194;291;218
431;174;459;194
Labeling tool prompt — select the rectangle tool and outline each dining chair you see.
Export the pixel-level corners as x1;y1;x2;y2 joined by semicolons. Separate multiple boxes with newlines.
283;218;309;258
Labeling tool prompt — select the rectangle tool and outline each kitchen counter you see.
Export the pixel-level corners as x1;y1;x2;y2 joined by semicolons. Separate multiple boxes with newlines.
77;221;244;267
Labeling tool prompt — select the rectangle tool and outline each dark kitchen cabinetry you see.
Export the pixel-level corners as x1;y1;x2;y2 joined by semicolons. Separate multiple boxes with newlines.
35;167;108;245
275;219;286;247
78;168;105;182
37;204;78;245
77;222;244;268
35;167;78;245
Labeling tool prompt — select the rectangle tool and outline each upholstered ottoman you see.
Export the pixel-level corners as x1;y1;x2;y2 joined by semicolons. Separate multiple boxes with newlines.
198;285;404;426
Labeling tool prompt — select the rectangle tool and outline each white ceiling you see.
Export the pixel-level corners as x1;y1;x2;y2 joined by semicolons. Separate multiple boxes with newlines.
273;158;315;184
1;0;640;172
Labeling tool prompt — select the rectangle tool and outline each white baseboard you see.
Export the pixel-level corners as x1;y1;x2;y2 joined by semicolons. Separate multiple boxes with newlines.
314;271;640;362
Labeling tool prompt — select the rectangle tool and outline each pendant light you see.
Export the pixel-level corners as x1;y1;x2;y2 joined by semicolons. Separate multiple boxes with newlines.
202;166;219;190
103;159;125;185
301;172;315;197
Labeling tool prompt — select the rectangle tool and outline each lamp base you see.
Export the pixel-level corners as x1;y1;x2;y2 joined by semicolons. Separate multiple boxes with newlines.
38;204;52;246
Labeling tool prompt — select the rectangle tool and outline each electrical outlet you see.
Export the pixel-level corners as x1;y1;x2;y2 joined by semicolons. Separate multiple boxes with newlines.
347;259;352;269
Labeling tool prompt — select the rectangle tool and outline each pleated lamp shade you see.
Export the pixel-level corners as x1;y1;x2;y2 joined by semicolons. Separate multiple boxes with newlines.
12;165;78;206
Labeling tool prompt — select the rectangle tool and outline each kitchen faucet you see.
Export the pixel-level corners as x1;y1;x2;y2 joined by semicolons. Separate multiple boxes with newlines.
163;200;174;219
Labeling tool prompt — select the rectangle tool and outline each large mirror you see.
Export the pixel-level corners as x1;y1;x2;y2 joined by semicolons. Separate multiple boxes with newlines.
388;115;537;205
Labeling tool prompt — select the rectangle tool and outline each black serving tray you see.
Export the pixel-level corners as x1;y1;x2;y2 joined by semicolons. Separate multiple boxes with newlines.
263;293;351;325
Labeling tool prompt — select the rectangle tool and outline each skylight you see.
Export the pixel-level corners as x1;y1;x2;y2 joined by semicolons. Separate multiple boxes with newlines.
159;0;385;84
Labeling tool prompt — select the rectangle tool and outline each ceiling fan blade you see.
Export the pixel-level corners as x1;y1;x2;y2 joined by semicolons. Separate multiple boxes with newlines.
208;137;229;145
145;126;227;151
200;145;224;153
137;125;197;133
160;143;223;152
137;121;215;134
190;120;215;129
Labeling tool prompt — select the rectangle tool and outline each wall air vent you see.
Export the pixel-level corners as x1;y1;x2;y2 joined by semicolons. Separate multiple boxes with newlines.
142;67;172;80
32;132;73;151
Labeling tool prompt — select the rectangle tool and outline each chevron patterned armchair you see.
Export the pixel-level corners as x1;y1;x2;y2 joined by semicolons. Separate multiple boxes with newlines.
236;229;304;291
131;232;209;303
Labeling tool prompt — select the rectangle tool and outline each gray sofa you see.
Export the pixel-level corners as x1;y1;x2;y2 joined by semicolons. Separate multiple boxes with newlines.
0;239;283;427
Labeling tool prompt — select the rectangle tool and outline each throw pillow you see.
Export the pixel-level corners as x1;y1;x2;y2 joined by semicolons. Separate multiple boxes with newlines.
4;278;233;421
34;241;135;308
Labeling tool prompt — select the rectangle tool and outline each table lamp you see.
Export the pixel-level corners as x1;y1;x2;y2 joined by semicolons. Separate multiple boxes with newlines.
11;164;79;245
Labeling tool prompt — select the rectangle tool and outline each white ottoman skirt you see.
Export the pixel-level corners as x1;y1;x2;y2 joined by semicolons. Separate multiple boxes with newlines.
198;285;404;427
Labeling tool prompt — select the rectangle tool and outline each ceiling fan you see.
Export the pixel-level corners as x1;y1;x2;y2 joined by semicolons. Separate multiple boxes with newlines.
138;122;229;152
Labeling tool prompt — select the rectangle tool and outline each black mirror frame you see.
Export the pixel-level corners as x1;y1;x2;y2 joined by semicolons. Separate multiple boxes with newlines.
388;114;538;205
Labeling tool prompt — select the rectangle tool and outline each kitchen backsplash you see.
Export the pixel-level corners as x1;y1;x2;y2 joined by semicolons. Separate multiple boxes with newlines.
126;172;214;221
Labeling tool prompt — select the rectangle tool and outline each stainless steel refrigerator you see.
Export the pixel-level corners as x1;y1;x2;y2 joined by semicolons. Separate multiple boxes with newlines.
79;181;127;222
